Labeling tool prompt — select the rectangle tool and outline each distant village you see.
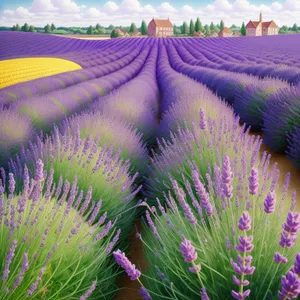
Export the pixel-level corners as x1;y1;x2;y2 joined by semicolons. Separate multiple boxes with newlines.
112;13;279;38
7;12;300;38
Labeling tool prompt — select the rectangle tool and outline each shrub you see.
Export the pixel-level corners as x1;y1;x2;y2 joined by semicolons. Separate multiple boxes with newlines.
233;79;289;131
0;109;36;168
262;85;300;153
9;125;140;241
0;163;120;299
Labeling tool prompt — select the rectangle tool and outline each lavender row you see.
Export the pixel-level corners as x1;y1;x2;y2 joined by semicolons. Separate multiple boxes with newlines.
174;40;300;84
0;47;141;106
90;43;160;143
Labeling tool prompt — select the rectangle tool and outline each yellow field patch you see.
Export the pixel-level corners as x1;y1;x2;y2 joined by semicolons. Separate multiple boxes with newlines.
0;57;82;89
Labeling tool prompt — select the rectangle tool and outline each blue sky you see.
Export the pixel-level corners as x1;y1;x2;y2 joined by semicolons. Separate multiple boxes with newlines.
2;0;280;10
0;0;299;27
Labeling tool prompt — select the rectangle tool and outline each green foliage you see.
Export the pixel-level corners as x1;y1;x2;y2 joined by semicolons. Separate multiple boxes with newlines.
110;29;121;38
241;22;246;36
220;20;225;30
44;24;51;33
195;17;203;32
141;20;148;35
29;25;35;32
51;23;56;31
0;177;119;299
11;25;16;31
182;22;189;35
129;23;137;33
87;25;94;35
21;23;30;32
292;23;298;32
189;19;195;35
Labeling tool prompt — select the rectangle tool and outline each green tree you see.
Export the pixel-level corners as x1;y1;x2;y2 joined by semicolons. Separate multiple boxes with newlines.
129;23;137;33
209;22;215;31
141;20;148;35
110;29;121;38
195;17;203;32
182;21;189;35
241;22;246;36
29;25;35;32
220;20;225;30
11;25;16;31
230;24;237;29
87;25;94;35
44;24;51;33
21;23;30;32
189;19;195;35
95;23;101;31
173;24;177;35
51;23;56;31
292;23;298;32
16;24;21;31
108;24;114;30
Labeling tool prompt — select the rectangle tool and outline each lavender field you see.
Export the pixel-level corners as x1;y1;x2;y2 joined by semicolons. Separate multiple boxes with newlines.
0;31;300;300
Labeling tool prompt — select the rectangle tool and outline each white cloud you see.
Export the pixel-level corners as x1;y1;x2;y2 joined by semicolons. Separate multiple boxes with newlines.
85;7;106;18
103;1;119;13
0;0;300;27
157;2;177;14
30;0;58;13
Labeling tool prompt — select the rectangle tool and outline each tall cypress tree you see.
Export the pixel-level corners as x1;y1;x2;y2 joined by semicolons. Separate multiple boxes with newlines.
189;19;195;35
195;17;201;32
182;22;189;35
220;20;225;30
241;22;246;36
141;20;148;35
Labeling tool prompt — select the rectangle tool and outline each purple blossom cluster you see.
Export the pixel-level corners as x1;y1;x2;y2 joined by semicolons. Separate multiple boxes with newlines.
0;162;119;299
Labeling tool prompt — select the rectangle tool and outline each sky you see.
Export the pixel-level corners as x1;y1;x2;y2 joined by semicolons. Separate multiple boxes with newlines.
0;0;299;27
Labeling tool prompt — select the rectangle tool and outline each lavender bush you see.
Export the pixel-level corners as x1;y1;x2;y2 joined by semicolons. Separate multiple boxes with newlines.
233;79;289;131
136;158;299;299
0;109;36;167
64;111;149;175
287;127;300;168
0;162;120;299
262;85;300;153
9;125;140;240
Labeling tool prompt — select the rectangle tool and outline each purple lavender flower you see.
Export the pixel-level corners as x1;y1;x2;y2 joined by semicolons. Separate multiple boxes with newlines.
248;168;259;195
232;290;251;300
140;287;152;300
2;240;18;280
80;280;97;300
35;159;44;182
13;253;29;289
264;191;276;214
278;271;300;300
279;211;300;248
222;155;233;199
200;287;210;300
199;108;207;130
180;238;198;263
274;252;288;264
235;235;254;253
238;211;252;231
192;170;213;216
113;249;141;281
8;173;15;195
293;253;300;275
145;210;160;240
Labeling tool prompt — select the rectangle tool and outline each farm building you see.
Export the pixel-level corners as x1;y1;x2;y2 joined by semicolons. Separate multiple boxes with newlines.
246;12;279;36
194;30;205;37
208;30;218;37
148;18;173;37
114;28;129;37
218;27;233;37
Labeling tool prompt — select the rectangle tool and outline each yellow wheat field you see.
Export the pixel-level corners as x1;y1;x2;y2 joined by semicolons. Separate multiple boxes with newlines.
0;57;82;89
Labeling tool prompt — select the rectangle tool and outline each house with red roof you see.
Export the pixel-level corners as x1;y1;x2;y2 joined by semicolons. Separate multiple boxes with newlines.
148;18;173;37
218;27;233;37
246;12;278;36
